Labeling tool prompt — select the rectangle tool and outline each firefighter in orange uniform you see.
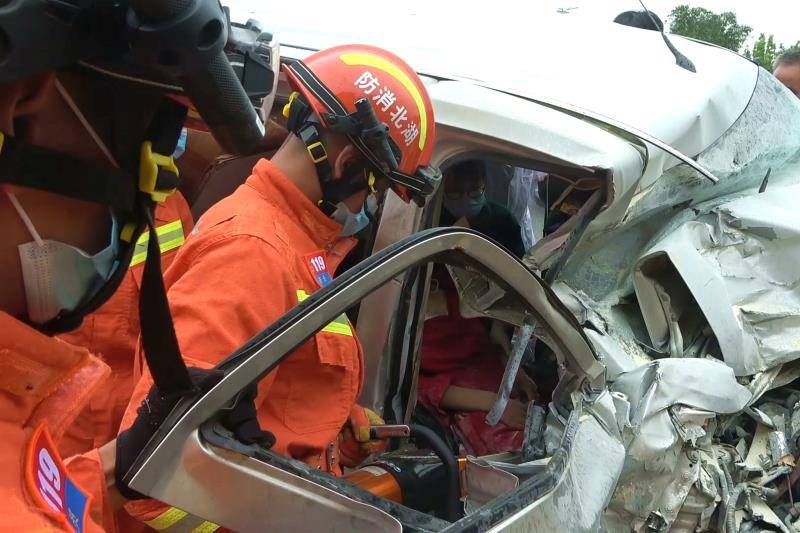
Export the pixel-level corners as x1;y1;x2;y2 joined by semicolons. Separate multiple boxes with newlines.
0;11;253;531
0;68;190;529
119;44;438;526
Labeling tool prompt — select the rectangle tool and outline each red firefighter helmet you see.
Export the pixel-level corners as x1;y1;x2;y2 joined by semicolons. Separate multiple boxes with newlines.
283;44;437;204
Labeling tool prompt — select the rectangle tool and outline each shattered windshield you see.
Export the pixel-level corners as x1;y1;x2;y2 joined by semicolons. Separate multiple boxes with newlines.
564;69;800;302
624;69;800;225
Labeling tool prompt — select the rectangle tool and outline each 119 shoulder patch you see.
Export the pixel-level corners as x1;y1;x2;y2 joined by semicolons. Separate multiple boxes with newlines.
25;423;90;532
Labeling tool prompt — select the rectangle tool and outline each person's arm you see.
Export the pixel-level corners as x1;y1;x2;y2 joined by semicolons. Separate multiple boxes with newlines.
440;385;528;429
122;235;291;429
162;235;293;365
440;385;496;413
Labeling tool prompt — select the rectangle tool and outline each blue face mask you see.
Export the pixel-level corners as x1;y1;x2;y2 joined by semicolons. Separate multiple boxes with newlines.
331;201;371;237
444;193;486;220
172;127;188;159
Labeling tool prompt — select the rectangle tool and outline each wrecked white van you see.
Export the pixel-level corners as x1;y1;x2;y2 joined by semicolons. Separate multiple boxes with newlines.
124;14;800;533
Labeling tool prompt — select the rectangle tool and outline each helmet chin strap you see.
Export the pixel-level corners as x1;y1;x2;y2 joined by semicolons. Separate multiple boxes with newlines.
318;162;372;210
294;121;370;209
286;106;371;211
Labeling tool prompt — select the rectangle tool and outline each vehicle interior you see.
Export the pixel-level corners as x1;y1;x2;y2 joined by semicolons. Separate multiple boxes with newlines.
403;155;606;452
351;155;609;522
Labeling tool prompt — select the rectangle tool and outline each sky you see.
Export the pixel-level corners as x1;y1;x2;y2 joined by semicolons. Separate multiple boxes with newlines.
230;0;799;51
571;0;799;48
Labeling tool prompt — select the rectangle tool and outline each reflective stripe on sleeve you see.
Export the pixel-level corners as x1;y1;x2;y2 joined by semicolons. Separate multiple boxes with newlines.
191;522;221;533
296;289;353;336
130;219;185;266
144;507;220;533
145;507;187;530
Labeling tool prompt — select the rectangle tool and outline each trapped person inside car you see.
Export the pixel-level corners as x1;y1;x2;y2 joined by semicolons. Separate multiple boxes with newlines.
417;160;533;456
440;160;525;257
774;47;800;98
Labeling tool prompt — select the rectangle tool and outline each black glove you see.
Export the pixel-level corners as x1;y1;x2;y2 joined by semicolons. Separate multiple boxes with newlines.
115;367;275;500
221;383;276;447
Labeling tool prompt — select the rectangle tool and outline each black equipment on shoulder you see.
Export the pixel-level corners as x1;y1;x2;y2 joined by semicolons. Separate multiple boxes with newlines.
0;0;274;155
0;0;279;399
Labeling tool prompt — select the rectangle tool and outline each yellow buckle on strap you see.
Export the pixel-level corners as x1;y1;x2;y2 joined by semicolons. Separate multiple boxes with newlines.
282;91;300;119
306;141;328;164
139;141;178;202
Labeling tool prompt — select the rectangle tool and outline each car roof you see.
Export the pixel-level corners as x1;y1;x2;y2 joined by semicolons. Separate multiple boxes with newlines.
233;2;758;159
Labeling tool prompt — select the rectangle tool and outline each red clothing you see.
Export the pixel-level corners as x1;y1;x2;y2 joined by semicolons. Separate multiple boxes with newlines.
58;193;193;459
419;283;523;456
120;158;363;524
0;312;114;531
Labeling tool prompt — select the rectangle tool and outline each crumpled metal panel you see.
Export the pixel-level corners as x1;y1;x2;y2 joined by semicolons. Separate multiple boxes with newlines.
622;71;800;228
549;282;651;380
634;184;800;375
613;359;751;419
605;359;751;530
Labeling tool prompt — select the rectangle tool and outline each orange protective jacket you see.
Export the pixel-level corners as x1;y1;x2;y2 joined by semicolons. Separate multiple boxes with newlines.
120;158;362;526
58;193;193;459
0;312;114;531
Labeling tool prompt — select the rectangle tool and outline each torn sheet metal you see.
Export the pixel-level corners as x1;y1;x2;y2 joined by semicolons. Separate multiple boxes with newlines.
670;406;714;447
613;359;751;421
548;282;650;380
744;424;772;473
634;184;800;376
448;265;508;317
550;281;608;334
748;498;790;533
465;457;520;511
606;359;751;530
585;329;643;382
587;389;625;440
621;71;800;228
521;405;548;462
487;322;535;426
560;71;800;307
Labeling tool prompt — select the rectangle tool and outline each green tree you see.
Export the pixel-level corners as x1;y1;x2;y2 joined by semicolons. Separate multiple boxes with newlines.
745;38;800;70
744;33;779;69
669;5;752;52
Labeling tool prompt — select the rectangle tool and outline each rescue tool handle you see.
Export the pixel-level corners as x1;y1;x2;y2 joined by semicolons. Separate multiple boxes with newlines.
129;0;265;155
369;424;411;439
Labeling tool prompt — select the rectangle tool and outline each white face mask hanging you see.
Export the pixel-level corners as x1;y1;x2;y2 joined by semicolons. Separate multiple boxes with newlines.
7;190;119;324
